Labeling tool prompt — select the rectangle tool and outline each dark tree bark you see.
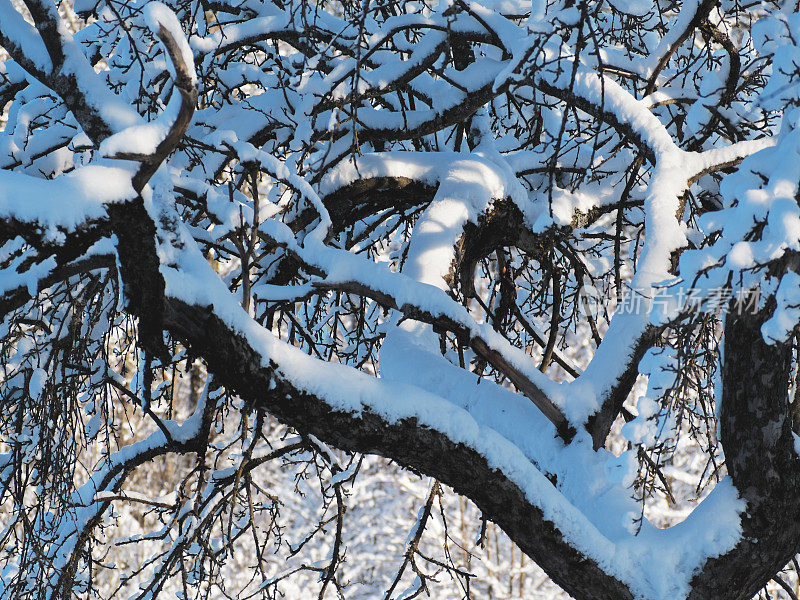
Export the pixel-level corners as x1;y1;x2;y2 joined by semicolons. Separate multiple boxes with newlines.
3;2;800;597
163;298;636;600
688;299;800;600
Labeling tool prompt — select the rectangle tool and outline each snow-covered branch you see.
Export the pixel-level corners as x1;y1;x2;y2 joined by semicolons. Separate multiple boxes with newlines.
2;0;800;599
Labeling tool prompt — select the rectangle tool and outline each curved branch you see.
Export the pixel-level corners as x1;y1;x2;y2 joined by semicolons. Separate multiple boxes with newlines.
162;296;635;600
130;7;199;191
644;0;717;96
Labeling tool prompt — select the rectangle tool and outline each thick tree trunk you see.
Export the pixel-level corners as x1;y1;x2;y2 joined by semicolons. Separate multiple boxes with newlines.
164;299;636;600
9;2;800;596
165;293;800;600
689;301;800;600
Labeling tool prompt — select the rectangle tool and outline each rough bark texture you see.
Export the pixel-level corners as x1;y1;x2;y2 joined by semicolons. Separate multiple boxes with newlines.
160;289;800;600
688;301;800;600
8;167;800;600
106;199;168;359
153;187;800;600
6;7;800;593
163;298;636;600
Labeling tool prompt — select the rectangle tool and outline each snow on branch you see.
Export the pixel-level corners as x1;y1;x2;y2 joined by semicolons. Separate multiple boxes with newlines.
2;1;800;599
